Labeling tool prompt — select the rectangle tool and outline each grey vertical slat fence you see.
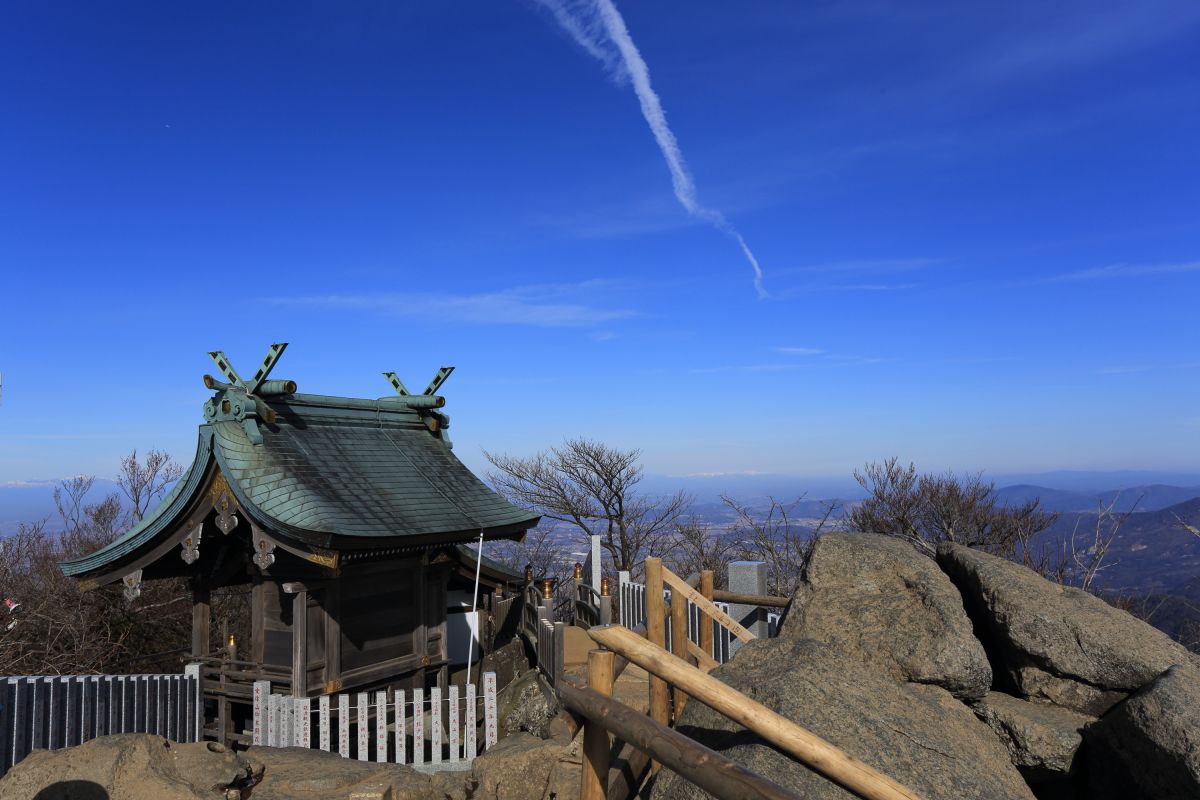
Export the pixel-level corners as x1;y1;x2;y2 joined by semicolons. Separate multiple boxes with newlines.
251;673;497;768
0;670;202;779
616;570;778;665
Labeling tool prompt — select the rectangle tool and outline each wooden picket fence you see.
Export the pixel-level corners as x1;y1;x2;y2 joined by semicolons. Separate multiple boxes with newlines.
251;672;498;768
1;665;203;778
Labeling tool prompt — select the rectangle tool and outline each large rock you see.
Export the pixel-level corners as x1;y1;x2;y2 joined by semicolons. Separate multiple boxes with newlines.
971;691;1092;782
1084;663;1200;800
0;733;573;800
0;736;260;800
497;669;560;738
780;532;991;700
937;542;1195;714
472;731;577;800
650;637;1035;800
247;746;468;799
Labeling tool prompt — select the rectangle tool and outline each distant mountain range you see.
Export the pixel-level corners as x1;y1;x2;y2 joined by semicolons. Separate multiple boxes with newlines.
5;471;1200;533
994;483;1200;514
0;478;122;530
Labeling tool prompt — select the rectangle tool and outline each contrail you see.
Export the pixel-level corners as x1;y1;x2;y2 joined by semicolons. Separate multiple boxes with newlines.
533;0;767;298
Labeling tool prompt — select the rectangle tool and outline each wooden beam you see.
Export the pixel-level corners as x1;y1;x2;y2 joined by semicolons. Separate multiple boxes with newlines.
661;566;756;643
686;640;719;674
588;625;927;800
191;582;211;658
606;742;651;800
712;589;790;608
559;681;801;800
581;650;615;800
699;570;715;659
644;558;670;730
670;584;690;717
292;590;307;698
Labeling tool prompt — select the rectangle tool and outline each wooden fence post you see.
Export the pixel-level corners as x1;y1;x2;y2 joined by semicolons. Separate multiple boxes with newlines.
483;672;498;749
319;695;330;751
375;691;388;763
431;687;442;765
699;570;715;659
394;691;407;765
338;694;351;758
670;589;690;718
580;650;615;800
413;688;424;765
252;681;269;745
464;682;476;758
184;663;202;743
356;692;369;761
448;685;460;763
644;558;669;729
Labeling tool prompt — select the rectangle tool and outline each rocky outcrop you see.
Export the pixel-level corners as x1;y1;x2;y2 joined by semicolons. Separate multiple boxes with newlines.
781;532;992;700
474;731;583;800
0;733;577;800
1083;663;1200;799
0;736;259;800
497;669;560;738
247;746;469;800
937;542;1195;714
971;691;1093;782
650;637;1035;800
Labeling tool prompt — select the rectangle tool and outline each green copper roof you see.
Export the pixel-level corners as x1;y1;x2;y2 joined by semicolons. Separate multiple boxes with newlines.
213;392;538;541
60;385;539;580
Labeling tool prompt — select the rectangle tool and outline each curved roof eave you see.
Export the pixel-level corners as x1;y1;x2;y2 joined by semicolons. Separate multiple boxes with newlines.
58;430;216;578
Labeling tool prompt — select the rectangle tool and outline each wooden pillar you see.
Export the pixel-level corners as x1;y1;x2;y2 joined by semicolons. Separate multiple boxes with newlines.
292;591;307;698
191;581;211;659
580;650;614;800
699;570;714;659
644;558;669;729
670;584;689;718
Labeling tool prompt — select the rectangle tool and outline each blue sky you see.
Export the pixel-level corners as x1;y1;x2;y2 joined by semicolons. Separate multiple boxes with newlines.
1;0;1199;485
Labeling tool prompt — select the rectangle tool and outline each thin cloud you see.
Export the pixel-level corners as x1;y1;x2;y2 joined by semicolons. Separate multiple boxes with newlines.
270;285;636;328
775;347;823;356
532;0;767;298
1040;261;1200;283
778;258;943;277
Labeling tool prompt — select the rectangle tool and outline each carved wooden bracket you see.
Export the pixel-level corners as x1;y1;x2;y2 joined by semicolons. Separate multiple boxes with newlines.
214;488;239;535
122;569;143;602
252;525;276;571
180;523;203;565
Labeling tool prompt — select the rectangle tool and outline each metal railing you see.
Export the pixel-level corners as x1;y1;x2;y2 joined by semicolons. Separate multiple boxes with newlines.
1;666;202;778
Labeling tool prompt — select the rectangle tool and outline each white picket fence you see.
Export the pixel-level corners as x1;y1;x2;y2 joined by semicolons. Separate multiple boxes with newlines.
1;665;202;778
617;577;781;665
252;672;498;769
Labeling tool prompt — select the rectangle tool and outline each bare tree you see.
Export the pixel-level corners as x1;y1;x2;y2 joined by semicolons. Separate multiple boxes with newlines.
722;495;836;596
848;458;1057;557
667;516;737;589
490;525;571;586
0;453;192;676
1069;494;1138;592
118;449;184;523
485;438;690;574
53;475;95;535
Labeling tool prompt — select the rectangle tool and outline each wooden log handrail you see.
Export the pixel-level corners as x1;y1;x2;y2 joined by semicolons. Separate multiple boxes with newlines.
660;564;756;643
588;625;927;800
581;650;615;800
560;680;801;800
711;589;790;608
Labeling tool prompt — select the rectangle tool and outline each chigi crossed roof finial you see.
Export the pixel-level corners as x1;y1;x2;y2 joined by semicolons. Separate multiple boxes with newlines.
202;343;297;445
206;342;295;396
383;366;454;398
